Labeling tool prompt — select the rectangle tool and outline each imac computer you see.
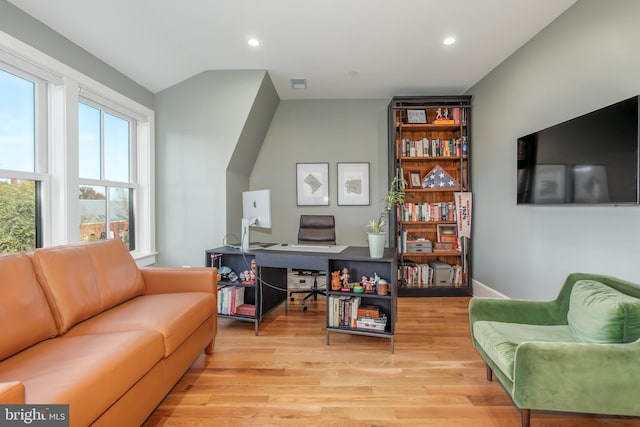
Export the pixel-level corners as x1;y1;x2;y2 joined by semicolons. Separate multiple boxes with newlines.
241;189;272;251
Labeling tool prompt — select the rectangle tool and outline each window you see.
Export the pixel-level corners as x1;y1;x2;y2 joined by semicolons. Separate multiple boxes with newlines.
78;101;136;249
0;67;45;253
0;32;155;263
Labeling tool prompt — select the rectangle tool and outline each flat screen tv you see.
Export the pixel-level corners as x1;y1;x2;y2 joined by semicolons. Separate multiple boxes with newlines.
517;95;639;205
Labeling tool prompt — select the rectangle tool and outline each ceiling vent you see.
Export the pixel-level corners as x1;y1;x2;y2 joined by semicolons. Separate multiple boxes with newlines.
290;78;307;90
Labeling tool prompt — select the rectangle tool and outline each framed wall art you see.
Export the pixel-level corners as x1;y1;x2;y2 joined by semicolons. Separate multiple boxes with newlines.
406;109;427;124
296;162;329;206
337;162;369;206
407;170;423;189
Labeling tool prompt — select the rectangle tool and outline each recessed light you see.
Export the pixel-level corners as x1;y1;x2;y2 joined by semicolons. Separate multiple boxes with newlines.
443;37;456;46
248;38;260;47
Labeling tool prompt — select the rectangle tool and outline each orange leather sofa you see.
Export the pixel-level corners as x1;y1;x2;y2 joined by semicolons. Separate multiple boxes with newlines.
0;239;217;426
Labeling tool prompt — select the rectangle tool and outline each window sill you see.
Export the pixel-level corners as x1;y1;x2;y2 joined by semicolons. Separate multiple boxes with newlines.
132;250;158;267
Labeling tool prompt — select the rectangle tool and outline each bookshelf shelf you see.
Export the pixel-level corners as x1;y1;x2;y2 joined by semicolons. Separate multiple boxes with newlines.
388;96;473;297
205;247;287;335
326;254;397;353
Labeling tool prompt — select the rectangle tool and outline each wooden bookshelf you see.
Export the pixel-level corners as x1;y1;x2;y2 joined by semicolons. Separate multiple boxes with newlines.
388;96;472;297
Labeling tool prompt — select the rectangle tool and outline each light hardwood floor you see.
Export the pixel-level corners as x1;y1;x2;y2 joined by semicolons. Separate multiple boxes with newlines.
144;296;640;427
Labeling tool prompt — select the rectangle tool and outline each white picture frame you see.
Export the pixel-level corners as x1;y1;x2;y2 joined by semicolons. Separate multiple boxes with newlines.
296;163;329;206
337;162;370;206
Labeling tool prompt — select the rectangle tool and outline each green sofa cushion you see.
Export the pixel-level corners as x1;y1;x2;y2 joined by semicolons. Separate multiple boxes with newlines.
472;321;579;381
567;280;640;343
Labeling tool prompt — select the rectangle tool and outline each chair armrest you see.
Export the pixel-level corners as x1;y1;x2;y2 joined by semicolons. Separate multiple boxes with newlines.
468;297;563;326
0;381;25;404
141;267;217;294
512;341;640;416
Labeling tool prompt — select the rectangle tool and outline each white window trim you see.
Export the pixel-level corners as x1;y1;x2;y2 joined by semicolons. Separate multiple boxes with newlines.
0;30;156;265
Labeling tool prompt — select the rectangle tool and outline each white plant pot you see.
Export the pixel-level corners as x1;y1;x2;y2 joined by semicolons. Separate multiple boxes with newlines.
367;232;386;258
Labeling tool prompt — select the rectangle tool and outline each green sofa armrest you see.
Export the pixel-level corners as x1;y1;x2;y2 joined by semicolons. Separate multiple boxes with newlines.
512;340;640;416
140;267;218;294
469;297;563;327
0;381;25;404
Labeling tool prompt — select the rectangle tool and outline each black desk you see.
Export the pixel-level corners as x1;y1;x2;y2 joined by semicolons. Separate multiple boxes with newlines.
205;245;398;352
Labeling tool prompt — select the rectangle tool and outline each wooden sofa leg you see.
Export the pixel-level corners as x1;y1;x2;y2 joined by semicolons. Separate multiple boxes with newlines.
485;363;493;381
521;409;530;427
205;340;214;355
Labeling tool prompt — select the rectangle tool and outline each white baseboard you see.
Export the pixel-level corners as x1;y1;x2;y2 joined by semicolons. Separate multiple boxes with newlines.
472;278;509;299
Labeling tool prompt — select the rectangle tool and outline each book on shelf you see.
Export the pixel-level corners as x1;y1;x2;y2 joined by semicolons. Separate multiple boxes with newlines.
234;303;256;317
400;262;464;288
356;314;387;331
399;138;464;158
328;295;361;328
402;201;456;222
217;285;245;315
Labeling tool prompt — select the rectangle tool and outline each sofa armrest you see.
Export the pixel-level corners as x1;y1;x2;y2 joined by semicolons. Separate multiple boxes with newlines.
0;381;25;404
469;297;563;327
141;267;218;294
512;341;640;416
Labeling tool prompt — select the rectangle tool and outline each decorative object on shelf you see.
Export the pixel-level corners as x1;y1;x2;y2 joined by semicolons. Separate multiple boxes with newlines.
377;278;389;295
422;165;460;189
296;162;329;206
367;176;405;258
353;285;364;293
434;107;455;124
337;162;370;206
406;109;426;124
408;170;422;189
340;267;350;286
437;224;458;249
331;270;341;291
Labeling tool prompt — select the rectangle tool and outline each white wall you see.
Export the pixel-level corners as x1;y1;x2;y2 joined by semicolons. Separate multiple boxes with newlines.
249;99;390;246
469;0;640;299
155;70;273;267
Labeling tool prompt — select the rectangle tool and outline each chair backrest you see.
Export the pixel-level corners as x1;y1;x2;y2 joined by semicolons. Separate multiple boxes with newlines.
298;215;336;245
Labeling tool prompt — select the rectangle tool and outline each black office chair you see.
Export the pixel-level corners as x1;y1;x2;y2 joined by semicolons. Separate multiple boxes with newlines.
289;215;335;311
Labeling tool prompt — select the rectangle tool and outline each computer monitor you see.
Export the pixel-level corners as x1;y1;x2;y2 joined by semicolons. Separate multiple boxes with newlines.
241;189;272;251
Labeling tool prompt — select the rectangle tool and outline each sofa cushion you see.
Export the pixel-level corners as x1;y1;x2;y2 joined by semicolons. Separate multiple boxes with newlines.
567;280;640;343
29;240;144;334
0;253;58;362
473;321;579;381
64;292;215;357
0;330;163;427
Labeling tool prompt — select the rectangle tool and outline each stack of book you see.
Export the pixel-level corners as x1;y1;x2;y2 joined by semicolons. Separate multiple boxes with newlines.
328;295;361;328
217;285;245;315
355;304;387;332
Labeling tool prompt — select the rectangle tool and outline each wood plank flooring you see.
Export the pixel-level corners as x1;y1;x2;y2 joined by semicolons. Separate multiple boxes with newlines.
144;296;640;427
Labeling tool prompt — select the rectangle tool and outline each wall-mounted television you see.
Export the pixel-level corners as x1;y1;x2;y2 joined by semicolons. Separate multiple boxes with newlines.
517;95;639;205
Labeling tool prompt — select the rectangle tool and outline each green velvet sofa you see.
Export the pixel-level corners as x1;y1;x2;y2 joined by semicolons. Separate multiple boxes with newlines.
469;273;640;427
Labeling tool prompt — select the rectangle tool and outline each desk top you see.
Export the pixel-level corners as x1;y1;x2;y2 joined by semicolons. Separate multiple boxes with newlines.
207;244;396;263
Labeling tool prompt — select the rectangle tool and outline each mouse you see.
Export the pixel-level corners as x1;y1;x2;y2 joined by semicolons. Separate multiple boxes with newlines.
281;243;288;246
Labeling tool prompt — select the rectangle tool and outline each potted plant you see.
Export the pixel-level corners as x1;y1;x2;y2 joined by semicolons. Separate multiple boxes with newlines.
367;176;405;258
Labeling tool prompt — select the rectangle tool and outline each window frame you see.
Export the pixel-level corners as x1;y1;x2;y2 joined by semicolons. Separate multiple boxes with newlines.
0;63;48;252
0;34;156;265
